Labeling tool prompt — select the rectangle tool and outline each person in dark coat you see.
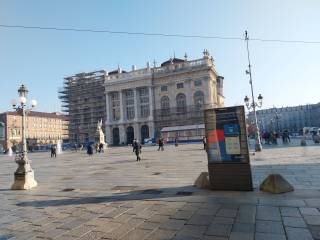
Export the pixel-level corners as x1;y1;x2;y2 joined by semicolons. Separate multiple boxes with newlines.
157;137;164;151
133;140;142;161
87;144;93;156
50;145;57;158
132;139;136;151
99;143;104;153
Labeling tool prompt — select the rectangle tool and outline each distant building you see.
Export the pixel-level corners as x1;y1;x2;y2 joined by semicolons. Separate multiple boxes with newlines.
105;50;224;145
0;111;68;151
248;103;320;133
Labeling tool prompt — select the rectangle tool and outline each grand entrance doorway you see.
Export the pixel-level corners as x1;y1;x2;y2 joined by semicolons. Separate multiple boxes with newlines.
112;128;120;145
126;126;134;144
141;125;149;143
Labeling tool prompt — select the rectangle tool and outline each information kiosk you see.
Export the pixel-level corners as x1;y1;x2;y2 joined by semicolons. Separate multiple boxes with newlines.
204;106;253;191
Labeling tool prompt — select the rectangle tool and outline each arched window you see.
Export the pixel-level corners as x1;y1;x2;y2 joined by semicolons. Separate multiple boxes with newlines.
112;128;120;145
126;126;134;144
141;125;149;143
176;93;186;113
194;91;204;108
161;96;170;115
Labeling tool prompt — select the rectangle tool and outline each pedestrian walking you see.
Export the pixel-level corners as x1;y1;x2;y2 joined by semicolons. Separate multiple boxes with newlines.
87;144;93;156
133;140;142;161
50;145;57;158
157;137;164;151
272;132;278;145
99;143;104;153
202;136;207;150
132;139;138;153
174;137;178;147
95;143;99;153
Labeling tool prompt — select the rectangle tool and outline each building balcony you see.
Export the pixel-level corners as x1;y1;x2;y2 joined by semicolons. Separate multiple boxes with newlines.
154;105;209;123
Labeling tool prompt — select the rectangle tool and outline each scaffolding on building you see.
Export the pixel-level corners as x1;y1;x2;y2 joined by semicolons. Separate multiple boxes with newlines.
58;70;107;144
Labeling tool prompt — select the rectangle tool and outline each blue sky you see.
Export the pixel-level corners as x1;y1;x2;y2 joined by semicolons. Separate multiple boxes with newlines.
1;0;319;113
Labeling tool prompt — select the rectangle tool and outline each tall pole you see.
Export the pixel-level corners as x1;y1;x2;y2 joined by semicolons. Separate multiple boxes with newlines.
22;106;27;155
11;84;37;190
245;31;262;152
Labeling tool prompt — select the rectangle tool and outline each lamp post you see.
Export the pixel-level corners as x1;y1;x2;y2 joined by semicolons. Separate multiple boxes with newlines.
273;108;281;133
244;30;263;152
11;84;38;190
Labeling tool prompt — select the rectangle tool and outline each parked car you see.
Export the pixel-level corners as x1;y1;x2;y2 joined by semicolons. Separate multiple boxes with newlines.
144;138;155;145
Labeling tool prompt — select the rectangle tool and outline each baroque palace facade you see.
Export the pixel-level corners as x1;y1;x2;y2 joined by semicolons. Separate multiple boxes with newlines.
60;50;224;145
105;50;224;145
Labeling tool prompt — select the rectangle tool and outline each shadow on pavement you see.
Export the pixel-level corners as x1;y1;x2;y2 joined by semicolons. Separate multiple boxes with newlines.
15;185;201;208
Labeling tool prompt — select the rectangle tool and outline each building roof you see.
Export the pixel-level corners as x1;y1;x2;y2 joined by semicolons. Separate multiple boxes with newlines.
108;69;127;75
160;58;185;67
0;111;67;120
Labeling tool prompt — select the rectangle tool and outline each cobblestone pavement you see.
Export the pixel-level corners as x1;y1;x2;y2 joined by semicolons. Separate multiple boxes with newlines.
1;143;320;239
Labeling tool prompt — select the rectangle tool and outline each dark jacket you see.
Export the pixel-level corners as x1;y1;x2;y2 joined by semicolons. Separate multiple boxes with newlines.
87;145;93;155
133;141;142;154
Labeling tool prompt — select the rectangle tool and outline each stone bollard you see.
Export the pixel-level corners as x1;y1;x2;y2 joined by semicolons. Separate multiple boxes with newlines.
260;174;294;194
194;172;210;189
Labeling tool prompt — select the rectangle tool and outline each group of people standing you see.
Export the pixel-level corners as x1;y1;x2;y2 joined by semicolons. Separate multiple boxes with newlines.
86;142;104;156
94;143;105;153
261;130;291;145
131;136;167;162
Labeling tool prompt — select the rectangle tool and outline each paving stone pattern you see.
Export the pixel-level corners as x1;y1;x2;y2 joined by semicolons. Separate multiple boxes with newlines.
1;143;320;239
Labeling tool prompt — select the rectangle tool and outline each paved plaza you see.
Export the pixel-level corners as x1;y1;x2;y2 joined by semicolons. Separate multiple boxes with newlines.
1;143;320;239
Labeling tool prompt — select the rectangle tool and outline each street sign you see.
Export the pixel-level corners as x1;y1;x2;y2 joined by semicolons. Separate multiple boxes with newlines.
204;106;253;191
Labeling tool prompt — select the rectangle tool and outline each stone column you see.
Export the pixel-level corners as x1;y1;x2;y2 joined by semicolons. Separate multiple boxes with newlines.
105;92;110;123
168;83;176;108
185;79;193;106
119;90;125;123
148;121;155;139
134;124;141;143
133;88;139;120
148;86;154;120
119;125;125;145
105;126;112;145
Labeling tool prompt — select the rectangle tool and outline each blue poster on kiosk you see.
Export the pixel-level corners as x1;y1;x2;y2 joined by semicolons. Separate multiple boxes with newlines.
205;106;249;163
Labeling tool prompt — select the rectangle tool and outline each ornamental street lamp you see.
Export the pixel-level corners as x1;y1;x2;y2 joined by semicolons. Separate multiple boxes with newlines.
11;84;38;190
244;31;263;152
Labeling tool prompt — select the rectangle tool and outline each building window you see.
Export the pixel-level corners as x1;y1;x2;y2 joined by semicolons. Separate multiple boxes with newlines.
177;83;184;89
140;105;150;118
194;80;202;86
161;85;168;92
194;91;204;108
139;88;149;118
161;96;170;115
176;93;186;113
111;92;120;121
125;89;135;120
